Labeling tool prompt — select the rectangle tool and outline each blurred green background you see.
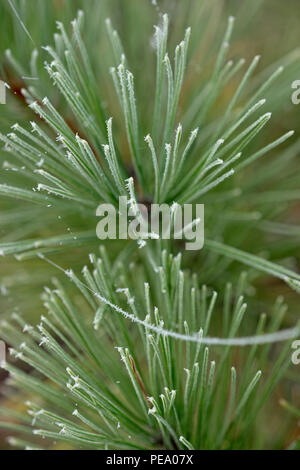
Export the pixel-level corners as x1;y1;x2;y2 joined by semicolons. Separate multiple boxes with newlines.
0;0;300;449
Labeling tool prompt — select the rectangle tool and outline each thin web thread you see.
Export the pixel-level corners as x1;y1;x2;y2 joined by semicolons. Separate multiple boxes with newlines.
38;253;300;347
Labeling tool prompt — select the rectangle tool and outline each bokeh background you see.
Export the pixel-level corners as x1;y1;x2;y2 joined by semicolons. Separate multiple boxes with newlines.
0;0;300;449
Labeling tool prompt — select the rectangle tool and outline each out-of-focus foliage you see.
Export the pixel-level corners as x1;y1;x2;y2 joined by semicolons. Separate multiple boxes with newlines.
0;0;300;450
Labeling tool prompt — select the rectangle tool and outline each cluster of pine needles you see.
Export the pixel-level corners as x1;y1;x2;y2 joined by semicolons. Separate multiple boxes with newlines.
0;0;300;450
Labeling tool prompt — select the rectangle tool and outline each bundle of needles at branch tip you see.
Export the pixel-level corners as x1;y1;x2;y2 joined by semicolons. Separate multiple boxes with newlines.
0;0;300;450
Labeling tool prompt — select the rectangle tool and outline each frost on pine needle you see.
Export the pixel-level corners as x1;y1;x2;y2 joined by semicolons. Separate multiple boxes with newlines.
0;1;300;451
